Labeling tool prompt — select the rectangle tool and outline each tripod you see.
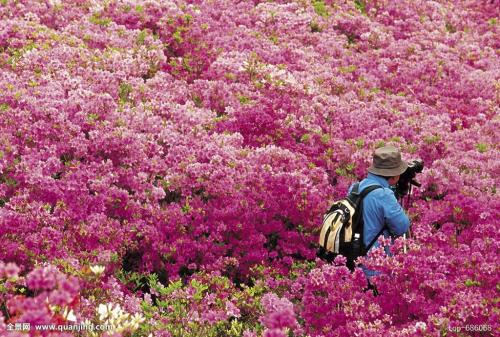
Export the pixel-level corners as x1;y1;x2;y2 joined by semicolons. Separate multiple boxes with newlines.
398;183;415;254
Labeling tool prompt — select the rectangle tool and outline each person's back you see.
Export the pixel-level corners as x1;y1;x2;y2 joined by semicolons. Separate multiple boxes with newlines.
349;145;410;276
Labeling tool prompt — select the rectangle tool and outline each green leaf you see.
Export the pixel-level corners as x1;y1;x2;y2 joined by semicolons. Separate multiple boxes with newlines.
191;279;209;301
423;135;440;145
475;143;488;153
338;65;357;73
173;30;183;43
310;21;322;33
119;82;133;103
312;0;329;18
89;12;112;26
355;138;365;148
464;279;480;287
87;113;99;121
136;30;148;45
237;94;253;105
354;0;367;14
320;134;330;144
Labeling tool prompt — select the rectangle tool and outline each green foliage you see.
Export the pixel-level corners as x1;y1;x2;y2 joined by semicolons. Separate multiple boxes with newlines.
136;30;148;45
406;143;418;154
0;174;17;187
192;95;203;107
312;0;329;18
423;134;440;145
119;82;133;104
137;272;266;337
320;134;330;144
115;270;149;292
310;21;322;33
181;198;192;213
289;260;317;280
173;30;183;43
87;113;99;121
464;279;481;287
355;138;365;149
237;94;253;105
224;72;236;81
190;279;209;300
269;33;279;44
338;65;357;73
354;0;367;15
300;133;311;143
335;163;356;177
89;12;112;26
6;41;37;67
475;143;488;153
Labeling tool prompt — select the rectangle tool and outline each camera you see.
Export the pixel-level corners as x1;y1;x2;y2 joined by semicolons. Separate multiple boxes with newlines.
395;159;424;199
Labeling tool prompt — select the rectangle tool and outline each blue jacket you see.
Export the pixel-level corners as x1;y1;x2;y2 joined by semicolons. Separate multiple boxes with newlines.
348;173;410;252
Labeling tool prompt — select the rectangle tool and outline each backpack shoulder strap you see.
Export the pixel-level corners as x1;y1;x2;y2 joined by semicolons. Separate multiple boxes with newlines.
359;185;382;200
351;184;383;234
351;182;360;195
357;184;386;253
349;183;381;203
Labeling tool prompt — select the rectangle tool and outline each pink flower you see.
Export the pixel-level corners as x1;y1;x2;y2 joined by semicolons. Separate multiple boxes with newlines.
225;300;241;318
243;330;257;337
260;293;298;330
26;266;59;291
263;328;288;337
3;262;20;278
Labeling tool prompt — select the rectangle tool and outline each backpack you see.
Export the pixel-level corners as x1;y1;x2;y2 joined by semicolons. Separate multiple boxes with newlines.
317;183;385;270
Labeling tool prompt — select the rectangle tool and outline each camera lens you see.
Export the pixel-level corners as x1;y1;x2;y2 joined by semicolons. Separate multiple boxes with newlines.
410;159;424;173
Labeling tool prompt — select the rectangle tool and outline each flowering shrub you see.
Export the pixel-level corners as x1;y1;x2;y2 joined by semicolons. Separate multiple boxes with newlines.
0;0;499;336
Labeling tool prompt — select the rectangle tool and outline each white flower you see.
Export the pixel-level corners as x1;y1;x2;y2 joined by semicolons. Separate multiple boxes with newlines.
98;303;113;321
97;302;144;333
48;0;61;6
90;265;105;275
415;321;427;331
130;312;145;326
63;307;77;322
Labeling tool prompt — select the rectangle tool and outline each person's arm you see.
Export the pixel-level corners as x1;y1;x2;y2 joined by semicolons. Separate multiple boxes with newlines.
381;190;410;236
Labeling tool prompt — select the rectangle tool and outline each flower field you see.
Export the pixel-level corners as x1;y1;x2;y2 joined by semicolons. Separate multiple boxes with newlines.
0;0;499;336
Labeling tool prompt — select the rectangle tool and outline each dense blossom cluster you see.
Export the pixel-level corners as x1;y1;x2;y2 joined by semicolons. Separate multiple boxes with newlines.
0;0;498;336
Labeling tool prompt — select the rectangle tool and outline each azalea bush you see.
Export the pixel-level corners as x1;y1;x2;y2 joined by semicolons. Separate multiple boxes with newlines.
0;0;498;336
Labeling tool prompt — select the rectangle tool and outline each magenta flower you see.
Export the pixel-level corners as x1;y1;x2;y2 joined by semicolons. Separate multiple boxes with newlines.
0;0;498;335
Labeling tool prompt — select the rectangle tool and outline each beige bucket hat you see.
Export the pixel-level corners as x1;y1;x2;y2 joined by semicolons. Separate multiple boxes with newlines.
368;145;408;177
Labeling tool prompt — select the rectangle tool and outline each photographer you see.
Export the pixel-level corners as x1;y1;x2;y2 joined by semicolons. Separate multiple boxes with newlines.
348;145;410;278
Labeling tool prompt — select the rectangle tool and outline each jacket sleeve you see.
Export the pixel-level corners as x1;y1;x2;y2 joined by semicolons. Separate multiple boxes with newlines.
381;190;410;236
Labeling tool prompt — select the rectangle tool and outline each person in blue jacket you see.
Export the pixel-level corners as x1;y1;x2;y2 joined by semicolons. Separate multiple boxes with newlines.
349;145;410;279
